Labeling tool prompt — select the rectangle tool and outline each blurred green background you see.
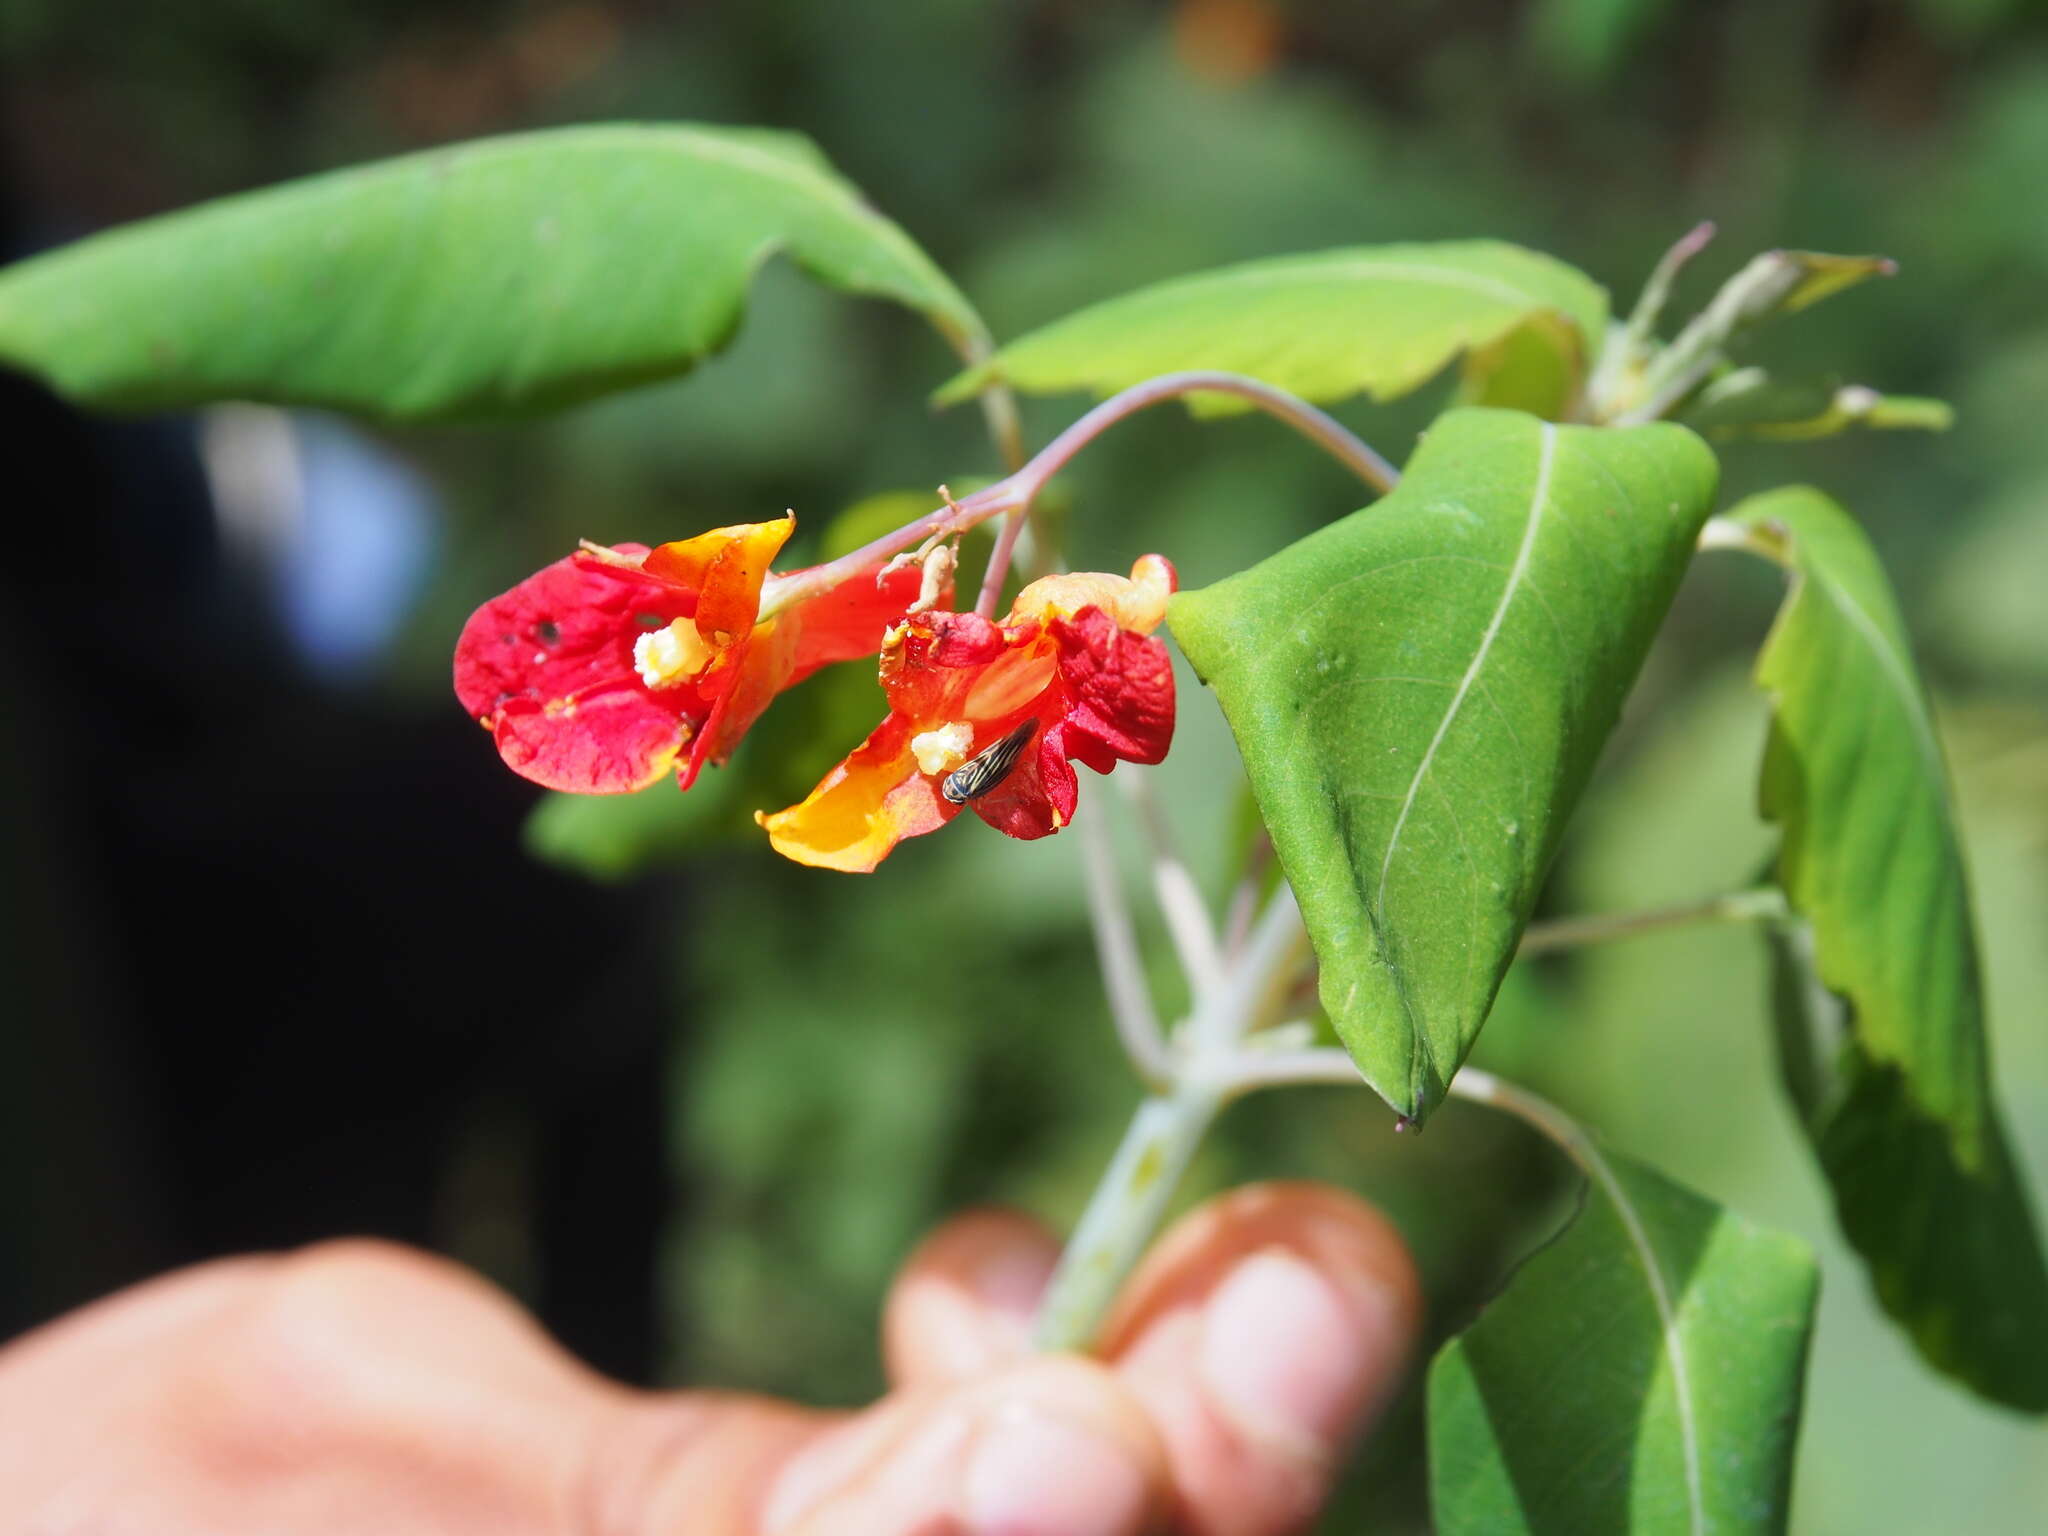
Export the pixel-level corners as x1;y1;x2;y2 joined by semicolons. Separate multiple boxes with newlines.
3;1;2046;1529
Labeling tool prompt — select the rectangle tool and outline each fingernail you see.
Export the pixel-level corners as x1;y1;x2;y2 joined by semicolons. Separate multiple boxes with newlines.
976;1244;1057;1321
963;1408;1151;1536
1199;1247;1395;1459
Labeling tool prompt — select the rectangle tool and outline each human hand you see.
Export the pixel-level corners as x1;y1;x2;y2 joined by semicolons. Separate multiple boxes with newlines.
0;1182;1418;1534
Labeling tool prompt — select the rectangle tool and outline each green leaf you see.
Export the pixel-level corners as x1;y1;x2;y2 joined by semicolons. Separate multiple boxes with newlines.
937;242;1608;418
1430;1143;1817;1534
1767;922;2048;1411
1170;409;1717;1121
0;125;985;421
1731;486;2048;1410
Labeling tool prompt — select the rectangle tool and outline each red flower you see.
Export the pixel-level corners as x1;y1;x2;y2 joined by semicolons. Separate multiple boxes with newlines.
454;516;927;794
759;556;1177;871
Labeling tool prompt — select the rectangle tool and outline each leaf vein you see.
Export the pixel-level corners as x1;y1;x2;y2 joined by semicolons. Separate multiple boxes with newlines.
1375;422;1557;1105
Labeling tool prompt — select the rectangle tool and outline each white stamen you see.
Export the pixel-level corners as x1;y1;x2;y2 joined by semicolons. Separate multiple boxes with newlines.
634;619;712;689
911;720;975;776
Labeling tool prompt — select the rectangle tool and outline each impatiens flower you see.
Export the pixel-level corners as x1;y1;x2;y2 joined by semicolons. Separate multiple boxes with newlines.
454;516;929;794
759;555;1177;872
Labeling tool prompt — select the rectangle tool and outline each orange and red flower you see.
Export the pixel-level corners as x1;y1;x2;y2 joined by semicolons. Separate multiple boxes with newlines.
758;555;1177;871
454;516;927;794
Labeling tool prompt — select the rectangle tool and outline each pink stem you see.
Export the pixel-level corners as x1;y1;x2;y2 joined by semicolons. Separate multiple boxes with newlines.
759;371;1398;620
974;506;1029;618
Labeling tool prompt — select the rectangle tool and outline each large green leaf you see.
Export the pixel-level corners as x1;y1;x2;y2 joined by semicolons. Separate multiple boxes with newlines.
937;241;1607;418
1430;1143;1817;1534
1170;409;1717;1121
0;125;985;421
1731;487;2048;1410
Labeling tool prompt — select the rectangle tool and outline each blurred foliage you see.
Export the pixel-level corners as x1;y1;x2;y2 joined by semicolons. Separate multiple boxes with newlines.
8;0;2048;1529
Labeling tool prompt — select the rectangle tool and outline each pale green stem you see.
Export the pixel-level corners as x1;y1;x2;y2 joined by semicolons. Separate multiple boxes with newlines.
1076;803;1174;1090
1697;514;1774;559
1518;887;1788;958
1118;771;1226;1002
1587;221;1717;421
1622;222;1718;361
1030;1077;1227;1352
1616;249;1886;426
1219;1048;1598;1177
1035;886;1310;1351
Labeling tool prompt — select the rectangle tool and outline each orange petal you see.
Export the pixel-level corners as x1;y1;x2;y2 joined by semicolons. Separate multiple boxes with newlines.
643;515;794;644
756;714;956;873
690;618;799;780
783;557;928;686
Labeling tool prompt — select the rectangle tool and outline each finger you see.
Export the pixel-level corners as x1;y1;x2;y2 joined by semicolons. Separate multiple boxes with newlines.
1099;1182;1422;1536
0;1254;275;1397
762;1355;1166;1536
882;1207;1060;1388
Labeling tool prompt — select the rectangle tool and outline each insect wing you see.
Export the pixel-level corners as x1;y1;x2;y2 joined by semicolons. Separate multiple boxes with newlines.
941;719;1038;804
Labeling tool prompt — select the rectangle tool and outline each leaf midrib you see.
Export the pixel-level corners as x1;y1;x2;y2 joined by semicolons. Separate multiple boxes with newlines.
1374;421;1557;1108
1578;1146;1706;1535
1801;561;1944;786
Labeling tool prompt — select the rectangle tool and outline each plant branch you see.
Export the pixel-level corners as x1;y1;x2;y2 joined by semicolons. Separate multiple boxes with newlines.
762;372;1397;619
1697;514;1774;559
1006;370;1400;505
1032;1076;1225;1351
1119;772;1226;1002
974;505;1029;617
1218;1050;1600;1179
1443;1067;1603;1174
1588;221;1717;420
1622;221;1718;360
1517;887;1788;958
1076;803;1174;1090
1036;883;1313;1351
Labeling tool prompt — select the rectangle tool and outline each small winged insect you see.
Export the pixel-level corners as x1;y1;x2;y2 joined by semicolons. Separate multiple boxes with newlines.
941;719;1038;805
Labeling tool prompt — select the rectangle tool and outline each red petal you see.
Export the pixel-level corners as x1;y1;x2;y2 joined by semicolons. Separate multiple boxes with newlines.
491;689;691;794
453;549;707;793
1050;607;1176;767
783;558;927;687
924;610;1009;668
970;706;1077;841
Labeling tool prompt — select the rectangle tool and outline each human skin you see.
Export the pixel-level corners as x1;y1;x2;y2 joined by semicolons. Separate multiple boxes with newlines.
0;1182;1419;1535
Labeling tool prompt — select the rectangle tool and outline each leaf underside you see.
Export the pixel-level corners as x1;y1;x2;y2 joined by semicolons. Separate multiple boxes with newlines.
1735;486;2048;1411
0;124;983;422
1430;1145;1817;1535
1170;409;1719;1122
937;241;1608;420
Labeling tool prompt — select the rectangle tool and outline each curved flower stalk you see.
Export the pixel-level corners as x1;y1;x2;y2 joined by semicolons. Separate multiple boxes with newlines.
453;516;929;794
760;555;1178;871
